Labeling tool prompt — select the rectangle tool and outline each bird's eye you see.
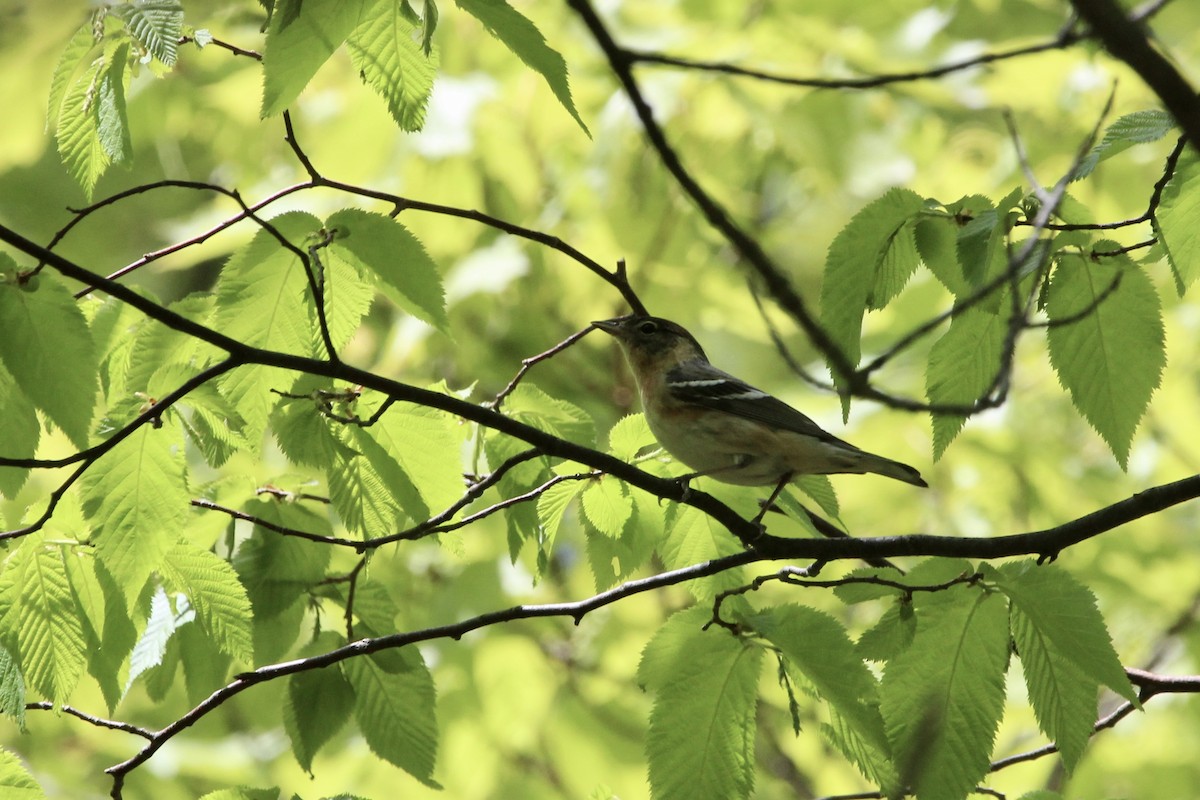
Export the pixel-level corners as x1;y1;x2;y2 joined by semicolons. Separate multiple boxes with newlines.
636;320;659;336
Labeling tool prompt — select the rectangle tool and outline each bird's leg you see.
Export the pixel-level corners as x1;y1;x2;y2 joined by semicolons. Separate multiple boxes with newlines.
752;473;793;528
666;455;753;504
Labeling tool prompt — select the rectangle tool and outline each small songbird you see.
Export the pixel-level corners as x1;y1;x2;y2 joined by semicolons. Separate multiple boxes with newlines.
592;315;926;511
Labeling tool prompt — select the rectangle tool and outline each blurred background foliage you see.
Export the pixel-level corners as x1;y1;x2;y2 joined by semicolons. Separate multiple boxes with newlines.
2;0;1200;797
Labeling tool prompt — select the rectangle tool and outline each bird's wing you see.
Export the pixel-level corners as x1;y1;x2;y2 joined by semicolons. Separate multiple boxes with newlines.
664;359;858;450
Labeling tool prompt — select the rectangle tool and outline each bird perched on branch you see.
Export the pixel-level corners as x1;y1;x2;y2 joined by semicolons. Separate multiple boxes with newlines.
592;315;926;515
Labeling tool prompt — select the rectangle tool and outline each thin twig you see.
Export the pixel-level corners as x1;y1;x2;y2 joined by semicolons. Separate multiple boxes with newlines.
489;327;597;410
26;702;154;740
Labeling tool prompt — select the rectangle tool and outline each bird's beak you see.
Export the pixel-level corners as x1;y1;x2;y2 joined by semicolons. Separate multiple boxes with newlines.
591;318;627;337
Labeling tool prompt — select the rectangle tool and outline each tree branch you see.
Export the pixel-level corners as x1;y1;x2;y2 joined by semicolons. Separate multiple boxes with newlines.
1069;0;1200;153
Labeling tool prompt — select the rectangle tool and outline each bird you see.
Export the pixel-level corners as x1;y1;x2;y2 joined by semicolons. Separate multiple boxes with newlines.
592;314;926;516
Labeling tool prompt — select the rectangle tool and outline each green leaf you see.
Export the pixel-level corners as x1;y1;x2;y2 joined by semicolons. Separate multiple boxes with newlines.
0;360;39;498
0;272;97;449
0;645;26;728
234;500;332;619
215;212;323;432
0;748;45;799
867;220;920;310
581;476;633;538
81;423;189;603
535;479;583;553
822;705;901;797
344;649;440;787
319;246;375;352
819;188;924;399
55;57;108;197
658;506;745;601
646;627;761;800
1010;605;1098;772
455;0;589;135
160;542;254;665
606;413;656;461
880;586;1009;800
990;561;1137;703
112;0;184;67
638;606;710;691
48;24;100;132
915;212;968;296
1154;147;1200;294
62;547;132;712
346;0;439;132
925;308;1007;459
749;604;888;752
856;601;916;663
327;429;410;537
284;635;356;772
370;399;465;514
126;585;191;692
261;0;369;117
1046;248;1164;467
793;474;840;519
0;536;86;704
504;384;594;445
1075;109;1175;180
326;209;448;332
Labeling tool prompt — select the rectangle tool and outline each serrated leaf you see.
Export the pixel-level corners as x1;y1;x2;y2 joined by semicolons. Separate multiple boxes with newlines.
0;537;85;704
606;413;655;460
326;209;448;332
455;0;589;135
793;474;839;519
925;308;1007;459
658;506;744;601
177;623;232;706
915;213;968;296
0;748;44;798
880;587;1008;800
0;272;97;449
344;649;440;787
215;212;323;432
535;479;582;552
48;24;100;131
161;542;254;664
0;645;26;728
284;635;355;772
269;375;350;468
1010;607;1097;772
822;705;901;796
856;601;916;663
990;561;1137;703
55;56;110;197
0;360;39;498
646;627;761;800
112;0;184;67
327;430;409;537
81;423;188;603
1046;249;1164;467
504;384;594;445
868;220;920;309
234;500;333;619
581;476;632;538
750;604;888;752
819;188;924;399
319;247;375;352
638;606;710;691
371;399;464;514
126;586;192;692
261;0;368;117
1155;147;1200;294
1075;109;1174;180
346;0;439;132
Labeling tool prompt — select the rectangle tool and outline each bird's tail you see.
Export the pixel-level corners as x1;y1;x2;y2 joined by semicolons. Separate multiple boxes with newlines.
861;453;928;487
